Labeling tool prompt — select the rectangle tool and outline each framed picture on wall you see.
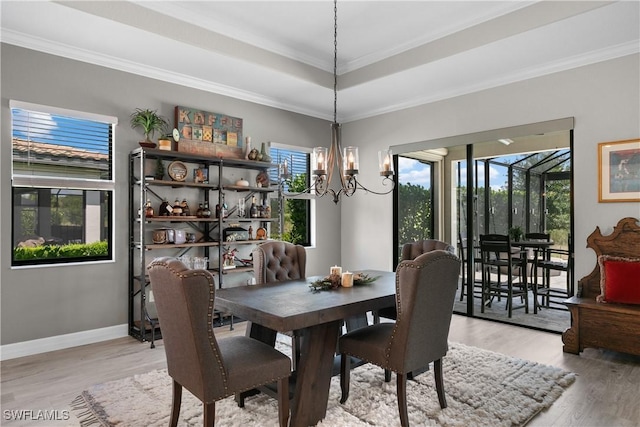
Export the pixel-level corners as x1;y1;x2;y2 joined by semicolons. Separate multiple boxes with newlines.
598;139;640;202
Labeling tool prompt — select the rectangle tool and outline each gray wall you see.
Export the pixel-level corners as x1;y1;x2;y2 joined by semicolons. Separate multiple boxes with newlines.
2;44;639;347
0;44;341;345
342;54;640;283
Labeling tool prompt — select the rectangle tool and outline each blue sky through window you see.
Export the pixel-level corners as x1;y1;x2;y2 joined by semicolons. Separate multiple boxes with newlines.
12;108;111;155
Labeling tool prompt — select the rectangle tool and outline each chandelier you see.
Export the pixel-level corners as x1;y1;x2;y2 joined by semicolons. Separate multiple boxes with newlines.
280;0;395;204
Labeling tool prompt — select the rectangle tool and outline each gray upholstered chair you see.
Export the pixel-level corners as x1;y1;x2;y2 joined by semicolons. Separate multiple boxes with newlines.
148;257;291;427
378;239;455;320
252;241;306;285
338;250;460;427
252;241;306;369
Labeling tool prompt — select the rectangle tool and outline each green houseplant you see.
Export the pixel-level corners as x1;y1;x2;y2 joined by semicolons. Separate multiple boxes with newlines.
508;226;523;242
130;108;169;147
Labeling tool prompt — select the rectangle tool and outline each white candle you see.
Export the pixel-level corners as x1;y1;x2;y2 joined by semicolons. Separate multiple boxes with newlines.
347;152;355;170
318;152;325;171
342;271;354;288
330;265;342;276
383;155;390;172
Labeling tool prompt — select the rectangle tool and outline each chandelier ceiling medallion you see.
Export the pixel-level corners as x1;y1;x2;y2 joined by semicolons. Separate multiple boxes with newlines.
280;0;395;204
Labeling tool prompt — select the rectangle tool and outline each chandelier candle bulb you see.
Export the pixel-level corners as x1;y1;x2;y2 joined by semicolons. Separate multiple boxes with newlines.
313;147;328;175
343;146;359;175
330;265;342;276
379;149;394;177
341;271;354;287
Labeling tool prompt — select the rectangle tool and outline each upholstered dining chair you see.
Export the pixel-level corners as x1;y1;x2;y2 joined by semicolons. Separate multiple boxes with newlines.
338;250;461;427
253;241;306;369
253;240;306;285
148;257;291;427
378;239;456;321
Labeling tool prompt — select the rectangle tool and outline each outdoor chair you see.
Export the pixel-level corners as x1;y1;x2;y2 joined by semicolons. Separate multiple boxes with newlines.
479;234;529;318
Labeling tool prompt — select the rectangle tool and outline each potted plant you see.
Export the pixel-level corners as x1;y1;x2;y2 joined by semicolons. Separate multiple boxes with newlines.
130;108;169;148
509;226;523;242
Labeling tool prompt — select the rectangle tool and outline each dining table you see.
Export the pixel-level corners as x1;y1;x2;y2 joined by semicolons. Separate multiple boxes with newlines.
215;269;396;427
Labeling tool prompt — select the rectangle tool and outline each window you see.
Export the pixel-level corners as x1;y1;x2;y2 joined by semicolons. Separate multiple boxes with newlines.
11;101;116;266
269;145;312;246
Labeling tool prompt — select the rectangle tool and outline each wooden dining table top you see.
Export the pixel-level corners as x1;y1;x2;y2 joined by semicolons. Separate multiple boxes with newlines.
215;269;396;333
214;269;396;427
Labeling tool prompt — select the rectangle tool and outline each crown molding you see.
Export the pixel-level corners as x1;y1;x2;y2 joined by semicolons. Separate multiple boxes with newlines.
1;28;332;121
342;41;639;123
3;28;636;124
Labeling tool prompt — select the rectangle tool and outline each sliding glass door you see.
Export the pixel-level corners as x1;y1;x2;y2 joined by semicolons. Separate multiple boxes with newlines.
391;118;575;332
394;156;434;267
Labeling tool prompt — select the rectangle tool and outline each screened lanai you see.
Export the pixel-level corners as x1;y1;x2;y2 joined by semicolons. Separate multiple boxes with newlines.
394;119;575;333
456;148;572;250
453;146;573;333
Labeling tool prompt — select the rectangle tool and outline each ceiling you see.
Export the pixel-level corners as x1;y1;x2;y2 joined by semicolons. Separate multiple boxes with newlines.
1;1;638;123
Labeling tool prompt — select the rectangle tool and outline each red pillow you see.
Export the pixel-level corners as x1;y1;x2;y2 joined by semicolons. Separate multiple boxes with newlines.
597;255;640;304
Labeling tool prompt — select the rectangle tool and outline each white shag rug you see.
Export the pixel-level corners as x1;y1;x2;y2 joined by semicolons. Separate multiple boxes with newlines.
71;341;575;427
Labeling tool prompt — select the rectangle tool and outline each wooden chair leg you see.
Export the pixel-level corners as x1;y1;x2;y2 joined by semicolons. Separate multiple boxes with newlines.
170;380;182;427
434;359;447;409
397;373;409;427
234;392;245;408
384;369;392;382
277;376;290;427
340;353;351;404
203;401;215;427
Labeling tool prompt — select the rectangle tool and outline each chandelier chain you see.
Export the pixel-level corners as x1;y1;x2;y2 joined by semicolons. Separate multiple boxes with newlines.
278;0;395;204
333;0;338;124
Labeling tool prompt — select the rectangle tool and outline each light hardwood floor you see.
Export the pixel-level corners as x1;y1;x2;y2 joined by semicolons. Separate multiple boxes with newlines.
2;315;639;426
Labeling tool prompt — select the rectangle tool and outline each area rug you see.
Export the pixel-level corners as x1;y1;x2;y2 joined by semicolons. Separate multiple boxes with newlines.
71;341;575;427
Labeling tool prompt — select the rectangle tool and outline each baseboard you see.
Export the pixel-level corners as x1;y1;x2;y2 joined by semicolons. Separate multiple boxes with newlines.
0;324;129;361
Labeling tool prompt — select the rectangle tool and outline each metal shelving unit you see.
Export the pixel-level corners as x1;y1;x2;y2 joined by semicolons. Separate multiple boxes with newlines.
128;147;280;346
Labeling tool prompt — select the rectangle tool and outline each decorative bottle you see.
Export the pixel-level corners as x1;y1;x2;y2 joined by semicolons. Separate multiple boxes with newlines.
159;198;171;216
249;196;258;218
196;202;204;218
202;201;211;218
181;199;190;216
245;137;252;160
144;200;154;218
172;198;183;216
260;142;272;162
